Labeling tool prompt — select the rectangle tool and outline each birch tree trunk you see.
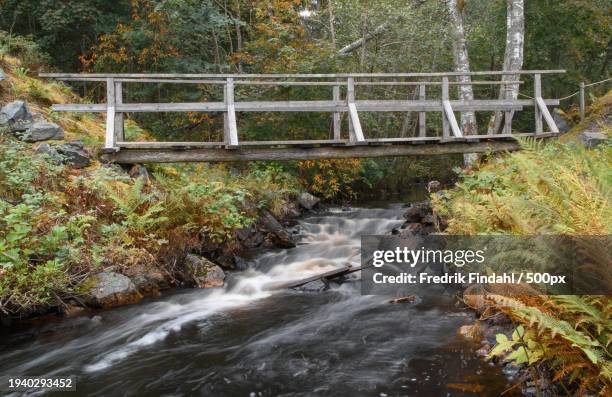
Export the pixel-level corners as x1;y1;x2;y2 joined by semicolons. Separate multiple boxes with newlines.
488;0;524;134
447;0;477;135
328;0;337;50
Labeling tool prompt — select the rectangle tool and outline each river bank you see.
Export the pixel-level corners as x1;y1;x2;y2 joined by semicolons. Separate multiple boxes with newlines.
0;203;522;396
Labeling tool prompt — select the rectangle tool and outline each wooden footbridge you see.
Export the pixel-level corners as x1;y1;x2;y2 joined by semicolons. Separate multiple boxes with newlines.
41;70;564;163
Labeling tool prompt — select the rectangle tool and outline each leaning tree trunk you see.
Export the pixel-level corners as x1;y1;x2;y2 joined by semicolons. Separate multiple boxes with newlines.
488;0;524;134
447;0;478;165
447;0;477;135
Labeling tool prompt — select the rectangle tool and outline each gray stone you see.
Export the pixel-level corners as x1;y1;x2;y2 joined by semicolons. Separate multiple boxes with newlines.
0;100;32;124
402;200;431;223
56;141;90;168
83;272;141;308
579;131;608;148
297;192;320;210
427;180;442;193
259;210;295;248
35;143;60;157
552;108;570;133
184;254;225;288
20;122;64;142
127;164;150;181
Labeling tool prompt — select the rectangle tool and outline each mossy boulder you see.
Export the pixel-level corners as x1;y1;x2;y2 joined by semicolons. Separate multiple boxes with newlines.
184;254;225;288
81;272;142;308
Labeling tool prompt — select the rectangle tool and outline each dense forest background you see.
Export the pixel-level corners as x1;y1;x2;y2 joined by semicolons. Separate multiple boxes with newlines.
0;0;610;194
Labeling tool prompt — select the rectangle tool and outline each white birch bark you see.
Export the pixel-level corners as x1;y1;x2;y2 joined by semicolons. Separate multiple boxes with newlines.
488;0;524;134
447;0;477;135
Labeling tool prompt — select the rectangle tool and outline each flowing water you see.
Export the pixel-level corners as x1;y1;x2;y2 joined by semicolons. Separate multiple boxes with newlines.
0;205;515;396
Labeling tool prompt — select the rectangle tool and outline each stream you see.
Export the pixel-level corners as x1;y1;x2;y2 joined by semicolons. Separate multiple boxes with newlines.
0;204;516;396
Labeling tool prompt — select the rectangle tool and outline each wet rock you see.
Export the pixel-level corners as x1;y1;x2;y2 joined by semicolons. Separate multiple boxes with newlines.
421;214;436;225
279;200;302;218
402;200;431;223
389;295;418;304
131;269;168;295
297;192;320;210
233;256;250;271
458;324;478;339
259;210;295;248
502;364;521;380
82;272;142;308
0;100;32;125
63;304;87;318
463;284;487;314
398;224;420;238
56;141;91;168
481;325;511;345
552;108;570;133
184;254;225;288
20;122;64;142
579;131;607;148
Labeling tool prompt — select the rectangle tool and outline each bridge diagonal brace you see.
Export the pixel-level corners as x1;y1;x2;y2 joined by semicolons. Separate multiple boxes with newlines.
347;77;366;144
535;97;559;133
533;73;559;134
442;100;462;138
441;77;463;139
224;78;239;149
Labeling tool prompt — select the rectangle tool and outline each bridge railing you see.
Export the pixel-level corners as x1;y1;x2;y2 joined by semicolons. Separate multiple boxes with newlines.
40;70;564;151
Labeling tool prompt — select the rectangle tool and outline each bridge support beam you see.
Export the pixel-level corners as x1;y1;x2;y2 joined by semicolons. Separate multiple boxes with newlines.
101;140;522;163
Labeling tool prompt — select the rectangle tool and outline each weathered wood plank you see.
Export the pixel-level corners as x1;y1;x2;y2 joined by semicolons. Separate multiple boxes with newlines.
534;74;543;134
418;85;426;137
102;141;523;163
114;81;124;143
332;85;341;140
225;78;239;148
119;140;349;149
105;78;116;149
267;265;354;290
51;99;560;114
52;104;107;112
441;77;450;139
40;70;566;79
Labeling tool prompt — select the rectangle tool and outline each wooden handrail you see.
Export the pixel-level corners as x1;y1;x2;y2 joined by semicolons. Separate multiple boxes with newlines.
40;70;565;79
42;70;565;151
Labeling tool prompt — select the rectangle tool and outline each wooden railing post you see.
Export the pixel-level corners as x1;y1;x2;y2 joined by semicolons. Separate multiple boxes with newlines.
114;81;124;144
224;77;239;148
534;74;543;134
105;77;116;149
332;84;341;140
441;77;450;139
579;81;585;122
346;77;365;143
418;84;426;137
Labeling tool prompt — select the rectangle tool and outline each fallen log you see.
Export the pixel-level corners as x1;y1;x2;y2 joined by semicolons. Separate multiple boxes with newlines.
268;264;367;290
